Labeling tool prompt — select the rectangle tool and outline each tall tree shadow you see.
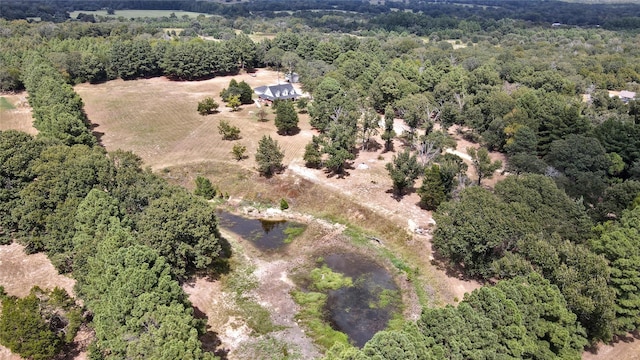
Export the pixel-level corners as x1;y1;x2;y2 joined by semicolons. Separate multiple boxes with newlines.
192;307;229;359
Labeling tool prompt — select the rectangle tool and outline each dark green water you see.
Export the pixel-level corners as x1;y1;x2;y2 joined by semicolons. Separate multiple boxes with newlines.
323;252;400;348
216;210;290;252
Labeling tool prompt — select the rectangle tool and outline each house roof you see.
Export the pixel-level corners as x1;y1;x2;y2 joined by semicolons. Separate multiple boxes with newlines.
620;90;636;99
609;90;637;100
254;83;300;101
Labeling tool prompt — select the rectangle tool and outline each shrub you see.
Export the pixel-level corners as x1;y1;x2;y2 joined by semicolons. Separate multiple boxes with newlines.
197;97;219;115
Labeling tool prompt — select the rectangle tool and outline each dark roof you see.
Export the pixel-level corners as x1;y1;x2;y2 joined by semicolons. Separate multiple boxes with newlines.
254;83;300;101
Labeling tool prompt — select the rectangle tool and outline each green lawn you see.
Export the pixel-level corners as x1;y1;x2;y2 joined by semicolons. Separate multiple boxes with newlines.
0;97;15;110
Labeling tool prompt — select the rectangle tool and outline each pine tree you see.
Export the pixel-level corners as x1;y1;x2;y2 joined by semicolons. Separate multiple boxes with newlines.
418;165;447;210
274;100;299;135
255;135;285;176
381;105;396;152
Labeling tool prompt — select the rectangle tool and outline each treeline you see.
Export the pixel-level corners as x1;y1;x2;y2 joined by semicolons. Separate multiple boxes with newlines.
0;54;223;358
22;54;95;146
2;0;640;31
0;33;256;91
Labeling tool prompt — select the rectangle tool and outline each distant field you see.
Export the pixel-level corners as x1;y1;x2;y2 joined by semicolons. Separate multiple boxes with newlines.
234;30;276;43
69;10;212;19
75;70;312;171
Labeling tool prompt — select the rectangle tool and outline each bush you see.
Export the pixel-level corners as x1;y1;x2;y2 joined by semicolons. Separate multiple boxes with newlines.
197;97;219;115
232;143;247;161
194;176;216;200
218;120;241;140
280;198;289;210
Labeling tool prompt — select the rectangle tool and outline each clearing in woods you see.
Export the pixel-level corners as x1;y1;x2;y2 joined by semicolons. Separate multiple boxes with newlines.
75;69;312;171
0;94;37;135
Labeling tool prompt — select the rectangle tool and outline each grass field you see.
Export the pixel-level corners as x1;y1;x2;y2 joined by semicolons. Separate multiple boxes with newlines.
0;97;15;110
69;10;213;19
0;93;37;135
75;69;311;171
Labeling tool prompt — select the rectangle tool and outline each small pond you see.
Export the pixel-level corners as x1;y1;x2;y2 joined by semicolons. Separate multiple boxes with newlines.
323;252;400;348
216;210;296;252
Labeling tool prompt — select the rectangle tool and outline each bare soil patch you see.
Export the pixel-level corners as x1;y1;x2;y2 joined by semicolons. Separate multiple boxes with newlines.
583;333;640;360
0;242;75;297
0;93;36;135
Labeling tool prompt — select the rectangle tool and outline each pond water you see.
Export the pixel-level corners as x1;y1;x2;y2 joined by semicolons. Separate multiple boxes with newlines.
216;210;291;252
323;252;400;348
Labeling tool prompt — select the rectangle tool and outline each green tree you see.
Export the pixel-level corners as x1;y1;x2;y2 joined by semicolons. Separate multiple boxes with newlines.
418;164;447;210
237;80;254;104
218;120;240;140
433;186;526;278
0;287;81;360
544;134;610;204
438;153;468;196
232;143;247;161
296;97;308;113
197;97;219;115
359;108;379;151
362;331;418;360
386;149;422;197
381;105;396;152
136;191;222;278
303;136;323;168
396;93;434;142
309;77;351;132
494;175;593;243
0;293;61;360
591;207;640;334
194;176;216;200
274;100;299;135
255;135;284;177
467;147;502;185
416;273;587;360
227;94;241;111
227;33;257;70
13;144;113;261
81;243;213;359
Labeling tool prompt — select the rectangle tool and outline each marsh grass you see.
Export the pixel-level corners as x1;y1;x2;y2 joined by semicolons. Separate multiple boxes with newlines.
221;258;283;335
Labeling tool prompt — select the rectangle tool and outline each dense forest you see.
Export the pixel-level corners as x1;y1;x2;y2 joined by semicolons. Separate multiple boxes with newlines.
1;0;640;359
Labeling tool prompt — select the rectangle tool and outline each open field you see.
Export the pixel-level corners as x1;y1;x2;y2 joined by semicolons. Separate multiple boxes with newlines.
76;69;311;171
69;10;213;19
0;93;37;135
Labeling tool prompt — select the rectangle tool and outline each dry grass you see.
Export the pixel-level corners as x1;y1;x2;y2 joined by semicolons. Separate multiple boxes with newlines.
76;70;311;171
0;93;37;135
0;242;75;298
